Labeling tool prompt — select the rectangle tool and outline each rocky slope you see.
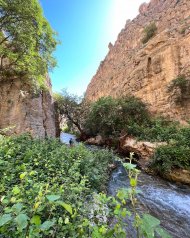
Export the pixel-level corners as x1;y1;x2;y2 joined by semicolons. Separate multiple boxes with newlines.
0;75;58;138
86;0;190;122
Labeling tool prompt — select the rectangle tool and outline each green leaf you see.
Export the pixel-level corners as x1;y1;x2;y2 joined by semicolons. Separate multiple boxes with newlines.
12;186;20;195
123;163;136;170
105;229;115;237
156;227;172;238
57;201;73;215
140;214;160;238
20;172;27;179
130;178;137;187
15;214;28;231
64;217;69;224
12;203;23;215
142;214;160;228
0;214;12;226
31;215;41;226
46;195;61;202
116;189;128;200
40;220;54;231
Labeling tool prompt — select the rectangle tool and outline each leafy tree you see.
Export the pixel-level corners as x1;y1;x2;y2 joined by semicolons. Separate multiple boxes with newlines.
0;0;58;83
54;90;90;136
118;96;150;125
85;96;120;137
85;96;150;137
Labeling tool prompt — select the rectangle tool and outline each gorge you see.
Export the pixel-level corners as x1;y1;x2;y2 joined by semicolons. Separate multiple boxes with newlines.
86;0;190;123
0;0;190;237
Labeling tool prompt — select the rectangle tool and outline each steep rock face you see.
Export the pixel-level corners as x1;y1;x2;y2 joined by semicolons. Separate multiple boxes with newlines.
0;76;57;138
86;0;190;122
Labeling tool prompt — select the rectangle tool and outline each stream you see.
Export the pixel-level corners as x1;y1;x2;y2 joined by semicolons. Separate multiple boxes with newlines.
108;164;190;238
61;133;190;238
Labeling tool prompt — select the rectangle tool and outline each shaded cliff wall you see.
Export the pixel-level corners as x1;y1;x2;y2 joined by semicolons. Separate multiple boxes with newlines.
86;0;190;122
0;75;57;138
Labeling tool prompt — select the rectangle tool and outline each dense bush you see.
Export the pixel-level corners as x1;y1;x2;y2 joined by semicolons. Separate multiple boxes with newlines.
151;126;190;172
0;134;115;237
85;97;120;136
152;145;190;172
128;118;179;142
0;136;171;238
0;135;171;238
85;96;150;137
167;75;188;93
55;91;190;175
142;22;157;44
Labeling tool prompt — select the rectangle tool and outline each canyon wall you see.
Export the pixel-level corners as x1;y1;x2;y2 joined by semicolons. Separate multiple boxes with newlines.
86;0;190;122
0;75;58;138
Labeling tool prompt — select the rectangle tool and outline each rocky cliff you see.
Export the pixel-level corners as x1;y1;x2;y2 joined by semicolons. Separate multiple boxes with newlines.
0;75;58;138
86;0;190;122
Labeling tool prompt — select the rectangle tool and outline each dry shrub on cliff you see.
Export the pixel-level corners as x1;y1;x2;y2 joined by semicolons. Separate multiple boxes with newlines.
167;75;190;104
142;22;157;44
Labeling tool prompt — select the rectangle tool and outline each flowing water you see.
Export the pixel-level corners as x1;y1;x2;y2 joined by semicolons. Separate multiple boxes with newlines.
60;132;77;145
108;164;190;238
61;133;190;238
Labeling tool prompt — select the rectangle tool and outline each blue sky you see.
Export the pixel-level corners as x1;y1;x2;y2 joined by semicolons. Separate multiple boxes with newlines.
40;0;149;95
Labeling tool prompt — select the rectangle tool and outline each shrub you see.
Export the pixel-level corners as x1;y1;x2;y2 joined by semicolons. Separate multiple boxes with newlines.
118;96;150;126
85;97;120;137
142;22;157;44
0;135;171;237
151;145;190;172
137;118;179;142
85;96;150;137
151;126;190;172
168;75;189;93
0;134;115;237
167;75;190;104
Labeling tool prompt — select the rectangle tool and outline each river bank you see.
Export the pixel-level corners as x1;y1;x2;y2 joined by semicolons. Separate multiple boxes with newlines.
83;134;190;186
61;132;190;238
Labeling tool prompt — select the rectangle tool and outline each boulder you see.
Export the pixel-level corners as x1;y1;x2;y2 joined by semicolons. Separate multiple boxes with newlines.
164;169;190;185
86;135;104;146
119;135;166;169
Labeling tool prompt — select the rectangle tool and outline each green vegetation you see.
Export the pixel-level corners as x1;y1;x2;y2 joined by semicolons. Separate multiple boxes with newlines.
55;93;190;174
0;0;58;83
85;97;190;173
167;75;190;104
151;126;190;172
0;136;170;237
142;22;157;44
127;118;179;142
0;134;114;237
85;96;150;137
55;95;150;138
54;90;90;136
